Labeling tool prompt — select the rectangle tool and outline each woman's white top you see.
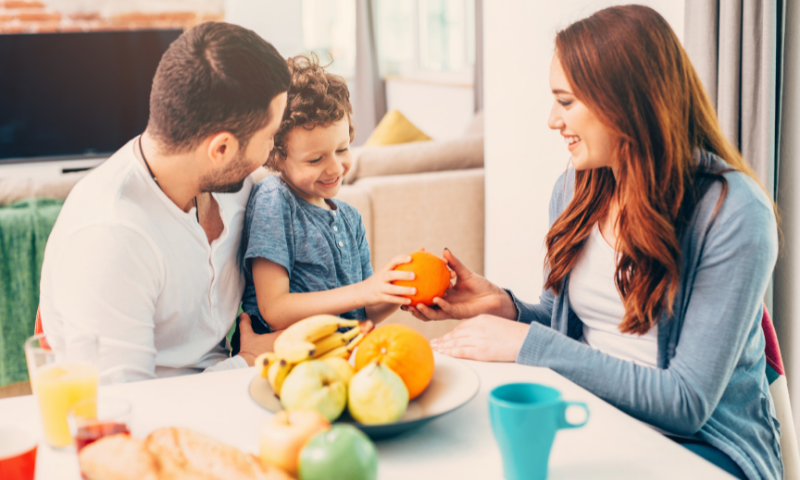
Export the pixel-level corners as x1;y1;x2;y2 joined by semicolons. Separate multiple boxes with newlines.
568;223;659;368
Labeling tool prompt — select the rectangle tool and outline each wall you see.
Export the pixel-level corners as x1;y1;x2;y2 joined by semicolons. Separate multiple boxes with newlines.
0;0;222;33
483;0;684;300
385;78;475;141
223;0;303;59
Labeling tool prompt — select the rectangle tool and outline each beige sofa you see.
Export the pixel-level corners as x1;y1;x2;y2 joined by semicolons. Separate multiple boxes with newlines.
0;118;484;340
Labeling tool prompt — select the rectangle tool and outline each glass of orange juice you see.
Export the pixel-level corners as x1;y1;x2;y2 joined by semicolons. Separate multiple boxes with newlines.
24;333;98;449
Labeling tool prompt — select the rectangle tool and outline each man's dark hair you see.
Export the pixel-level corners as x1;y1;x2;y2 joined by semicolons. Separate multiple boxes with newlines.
147;22;290;154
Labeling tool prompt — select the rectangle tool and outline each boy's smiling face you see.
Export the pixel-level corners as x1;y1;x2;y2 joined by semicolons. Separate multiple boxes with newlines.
280;117;353;208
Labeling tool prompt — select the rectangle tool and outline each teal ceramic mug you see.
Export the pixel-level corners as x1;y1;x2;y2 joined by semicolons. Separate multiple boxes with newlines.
489;383;589;480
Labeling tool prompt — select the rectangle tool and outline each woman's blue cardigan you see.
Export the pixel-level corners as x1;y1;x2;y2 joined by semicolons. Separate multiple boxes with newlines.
513;152;782;480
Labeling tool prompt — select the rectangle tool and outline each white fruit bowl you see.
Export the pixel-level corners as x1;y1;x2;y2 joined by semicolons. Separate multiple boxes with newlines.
248;352;480;440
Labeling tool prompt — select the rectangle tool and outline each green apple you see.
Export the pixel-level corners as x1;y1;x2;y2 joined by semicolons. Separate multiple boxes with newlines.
299;424;378;480
348;362;409;424
323;357;354;385
280;360;347;422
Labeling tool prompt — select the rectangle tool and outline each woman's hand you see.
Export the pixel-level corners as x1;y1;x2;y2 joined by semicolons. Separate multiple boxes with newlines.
237;313;282;366
404;249;517;321
358;254;416;306
430;315;529;362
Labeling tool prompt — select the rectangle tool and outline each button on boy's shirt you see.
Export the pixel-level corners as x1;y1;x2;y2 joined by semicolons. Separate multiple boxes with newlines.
240;175;374;330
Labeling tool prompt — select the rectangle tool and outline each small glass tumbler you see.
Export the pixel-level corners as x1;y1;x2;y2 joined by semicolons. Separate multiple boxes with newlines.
68;397;132;453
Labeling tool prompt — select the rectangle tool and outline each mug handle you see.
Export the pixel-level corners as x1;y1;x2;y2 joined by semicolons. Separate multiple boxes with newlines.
558;401;589;429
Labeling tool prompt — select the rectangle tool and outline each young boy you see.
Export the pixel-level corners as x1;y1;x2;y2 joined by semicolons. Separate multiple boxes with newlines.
239;55;415;334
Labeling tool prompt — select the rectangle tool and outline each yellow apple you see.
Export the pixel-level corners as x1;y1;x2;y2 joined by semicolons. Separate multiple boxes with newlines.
259;409;330;476
348;362;409;424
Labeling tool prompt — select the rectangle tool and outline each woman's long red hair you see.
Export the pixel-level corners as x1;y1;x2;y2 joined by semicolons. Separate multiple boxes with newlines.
545;5;765;335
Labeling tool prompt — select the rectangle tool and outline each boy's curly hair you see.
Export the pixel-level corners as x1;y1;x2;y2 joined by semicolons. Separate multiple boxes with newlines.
265;54;355;171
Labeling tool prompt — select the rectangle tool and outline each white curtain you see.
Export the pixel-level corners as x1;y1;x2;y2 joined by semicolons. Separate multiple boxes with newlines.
474;0;484;113
774;0;800;436
354;0;386;146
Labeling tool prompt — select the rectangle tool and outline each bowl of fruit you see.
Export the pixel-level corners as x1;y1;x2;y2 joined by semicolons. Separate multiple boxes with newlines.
249;315;480;440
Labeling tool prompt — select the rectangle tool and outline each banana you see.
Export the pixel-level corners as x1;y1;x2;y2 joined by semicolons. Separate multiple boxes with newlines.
318;345;350;360
255;352;278;378
346;332;365;352
267;358;293;397
312;327;360;358
274;315;360;363
341;326;361;342
312;332;347;358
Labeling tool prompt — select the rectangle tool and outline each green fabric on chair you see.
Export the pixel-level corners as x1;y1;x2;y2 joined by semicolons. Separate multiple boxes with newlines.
0;198;64;387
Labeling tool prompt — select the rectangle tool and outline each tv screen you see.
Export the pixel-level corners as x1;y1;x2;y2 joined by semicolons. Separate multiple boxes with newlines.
0;29;182;163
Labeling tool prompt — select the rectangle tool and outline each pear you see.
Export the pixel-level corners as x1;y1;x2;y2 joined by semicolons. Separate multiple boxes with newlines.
348;362;409;424
280;361;347;422
323;357;354;386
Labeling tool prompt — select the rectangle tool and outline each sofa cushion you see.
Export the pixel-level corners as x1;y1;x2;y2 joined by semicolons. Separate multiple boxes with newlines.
345;134;484;184
334;184;374;255
364;109;432;146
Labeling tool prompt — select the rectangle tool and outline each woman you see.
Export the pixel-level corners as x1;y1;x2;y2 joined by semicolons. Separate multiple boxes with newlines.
405;6;781;480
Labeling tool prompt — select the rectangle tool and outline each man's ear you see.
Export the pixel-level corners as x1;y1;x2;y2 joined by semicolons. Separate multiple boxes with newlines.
206;131;240;167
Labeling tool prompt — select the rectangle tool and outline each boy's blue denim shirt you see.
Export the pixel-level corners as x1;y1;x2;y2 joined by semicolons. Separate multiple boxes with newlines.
239;175;374;330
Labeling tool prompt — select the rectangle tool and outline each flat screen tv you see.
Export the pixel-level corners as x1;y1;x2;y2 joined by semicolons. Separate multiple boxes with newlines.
0;29;182;164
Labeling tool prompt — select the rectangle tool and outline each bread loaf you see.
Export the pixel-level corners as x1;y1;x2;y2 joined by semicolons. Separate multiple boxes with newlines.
78;434;160;480
146;427;290;480
77;428;293;480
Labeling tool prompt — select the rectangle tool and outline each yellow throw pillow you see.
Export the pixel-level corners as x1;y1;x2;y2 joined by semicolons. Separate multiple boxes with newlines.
364;110;432;146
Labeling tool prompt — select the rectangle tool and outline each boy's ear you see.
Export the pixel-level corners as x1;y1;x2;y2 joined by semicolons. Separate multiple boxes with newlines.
206;131;241;167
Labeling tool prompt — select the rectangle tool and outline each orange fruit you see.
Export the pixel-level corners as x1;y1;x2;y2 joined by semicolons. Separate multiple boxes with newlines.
392;251;451;307
355;324;434;400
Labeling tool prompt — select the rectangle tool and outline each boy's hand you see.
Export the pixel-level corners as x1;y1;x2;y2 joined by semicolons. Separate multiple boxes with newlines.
358;254;416;306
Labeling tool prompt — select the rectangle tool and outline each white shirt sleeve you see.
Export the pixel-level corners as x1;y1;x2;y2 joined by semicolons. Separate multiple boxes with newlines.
50;223;164;383
204;354;249;372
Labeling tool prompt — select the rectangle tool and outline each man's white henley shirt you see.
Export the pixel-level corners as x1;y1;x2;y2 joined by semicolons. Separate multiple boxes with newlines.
40;138;251;382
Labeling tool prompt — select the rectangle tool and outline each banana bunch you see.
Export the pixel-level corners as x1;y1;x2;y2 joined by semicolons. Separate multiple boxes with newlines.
256;315;367;397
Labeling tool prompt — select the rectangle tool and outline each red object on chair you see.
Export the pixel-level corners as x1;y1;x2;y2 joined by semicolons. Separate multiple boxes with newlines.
34;307;44;336
762;305;785;378
760;304;799;479
33;306;50;350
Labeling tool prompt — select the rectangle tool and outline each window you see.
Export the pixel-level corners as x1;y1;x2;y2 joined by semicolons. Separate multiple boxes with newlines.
301;0;356;78
300;0;475;83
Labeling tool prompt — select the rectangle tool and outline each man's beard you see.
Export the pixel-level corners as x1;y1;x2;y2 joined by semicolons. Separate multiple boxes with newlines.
199;150;253;193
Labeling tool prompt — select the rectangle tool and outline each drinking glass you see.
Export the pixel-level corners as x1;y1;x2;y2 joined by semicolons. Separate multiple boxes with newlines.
68;397;132;453
24;333;99;449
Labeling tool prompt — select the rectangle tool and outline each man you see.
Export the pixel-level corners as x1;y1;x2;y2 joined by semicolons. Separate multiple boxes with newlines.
39;22;289;382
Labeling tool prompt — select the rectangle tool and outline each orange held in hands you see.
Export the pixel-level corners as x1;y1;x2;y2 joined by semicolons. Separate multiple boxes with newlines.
392;251;451;307
355;324;435;400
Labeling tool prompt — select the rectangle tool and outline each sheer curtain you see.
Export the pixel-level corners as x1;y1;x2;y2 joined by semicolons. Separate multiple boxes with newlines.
354;0;386;146
685;0;798;436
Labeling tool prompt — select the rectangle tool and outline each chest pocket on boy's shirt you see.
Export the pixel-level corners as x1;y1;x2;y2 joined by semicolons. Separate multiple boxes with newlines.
291;229;336;293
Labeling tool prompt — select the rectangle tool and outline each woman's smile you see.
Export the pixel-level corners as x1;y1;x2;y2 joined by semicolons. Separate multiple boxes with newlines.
564;135;581;151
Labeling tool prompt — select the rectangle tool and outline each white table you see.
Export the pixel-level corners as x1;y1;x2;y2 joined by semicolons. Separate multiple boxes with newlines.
0;356;733;480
